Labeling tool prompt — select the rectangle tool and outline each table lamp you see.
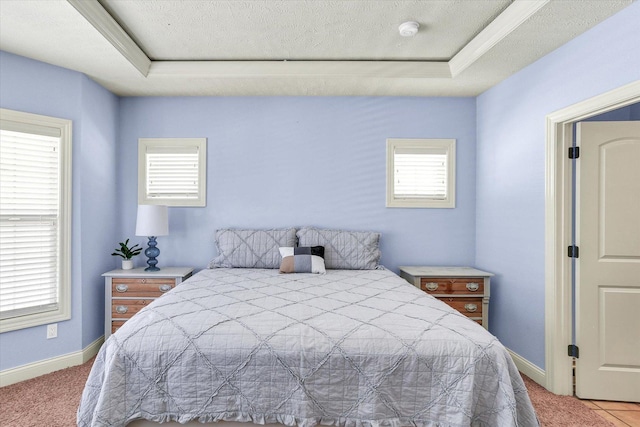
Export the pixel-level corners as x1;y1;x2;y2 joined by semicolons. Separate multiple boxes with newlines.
135;205;169;271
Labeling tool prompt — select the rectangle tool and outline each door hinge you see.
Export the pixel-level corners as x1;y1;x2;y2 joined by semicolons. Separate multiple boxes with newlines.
568;344;580;358
568;245;579;258
569;147;580;159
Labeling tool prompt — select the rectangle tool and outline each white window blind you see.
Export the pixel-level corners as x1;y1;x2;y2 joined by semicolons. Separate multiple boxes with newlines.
386;138;456;208
146;145;199;200
394;147;448;199
138;138;207;207
0;128;60;319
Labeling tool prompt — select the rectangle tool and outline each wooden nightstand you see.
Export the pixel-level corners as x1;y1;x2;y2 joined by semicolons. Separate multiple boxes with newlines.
102;267;194;339
399;266;493;329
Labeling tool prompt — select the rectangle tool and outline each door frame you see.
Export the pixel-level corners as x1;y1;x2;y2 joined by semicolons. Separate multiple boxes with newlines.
544;80;640;395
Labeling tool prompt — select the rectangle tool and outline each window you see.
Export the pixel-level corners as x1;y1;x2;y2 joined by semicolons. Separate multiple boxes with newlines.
386;138;456;208
138;138;207;207
0;109;72;332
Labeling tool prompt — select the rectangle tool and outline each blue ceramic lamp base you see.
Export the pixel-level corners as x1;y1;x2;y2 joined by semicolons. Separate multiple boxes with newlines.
144;236;161;271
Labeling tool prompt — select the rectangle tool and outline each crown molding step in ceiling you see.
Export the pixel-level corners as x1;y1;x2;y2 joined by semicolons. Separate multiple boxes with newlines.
0;0;631;96
67;0;151;76
448;0;549;77
149;61;452;79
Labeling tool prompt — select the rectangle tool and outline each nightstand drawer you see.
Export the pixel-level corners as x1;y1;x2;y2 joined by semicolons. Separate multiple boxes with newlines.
103;267;194;340
112;299;153;319
399;266;493;329
112;320;126;334
439;297;483;317
112;278;175;297
420;277;484;294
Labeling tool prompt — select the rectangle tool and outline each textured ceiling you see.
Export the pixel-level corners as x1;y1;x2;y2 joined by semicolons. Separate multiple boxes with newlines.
100;0;510;61
0;0;633;96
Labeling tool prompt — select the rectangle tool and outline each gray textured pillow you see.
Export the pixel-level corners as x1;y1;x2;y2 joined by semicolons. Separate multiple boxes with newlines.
209;228;297;269
296;227;381;270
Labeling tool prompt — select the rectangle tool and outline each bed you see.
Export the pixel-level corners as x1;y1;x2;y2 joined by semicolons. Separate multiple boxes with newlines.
77;228;539;427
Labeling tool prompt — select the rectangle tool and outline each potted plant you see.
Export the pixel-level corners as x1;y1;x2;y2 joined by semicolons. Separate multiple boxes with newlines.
112;239;142;270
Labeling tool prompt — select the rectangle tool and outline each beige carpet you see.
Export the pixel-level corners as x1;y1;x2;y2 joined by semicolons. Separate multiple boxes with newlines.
0;358;94;427
0;358;614;427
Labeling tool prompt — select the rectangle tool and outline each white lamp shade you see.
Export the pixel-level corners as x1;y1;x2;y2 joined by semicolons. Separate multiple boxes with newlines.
135;205;169;236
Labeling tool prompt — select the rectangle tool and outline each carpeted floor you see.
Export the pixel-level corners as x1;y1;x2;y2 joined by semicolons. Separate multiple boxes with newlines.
0;358;94;427
519;375;615;427
0;359;615;427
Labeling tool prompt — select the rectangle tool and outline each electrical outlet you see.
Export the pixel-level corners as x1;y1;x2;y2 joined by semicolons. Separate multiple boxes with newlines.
46;323;57;339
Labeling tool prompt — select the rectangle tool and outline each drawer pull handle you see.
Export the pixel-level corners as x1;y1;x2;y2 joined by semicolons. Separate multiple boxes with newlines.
466;282;480;292
464;303;478;313
115;305;128;314
159;284;172;293
115;284;129;293
425;282;439;291
141;278;146;283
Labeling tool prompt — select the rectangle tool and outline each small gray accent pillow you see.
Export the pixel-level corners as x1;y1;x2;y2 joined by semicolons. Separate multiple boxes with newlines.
296;227;381;270
209;228;297;269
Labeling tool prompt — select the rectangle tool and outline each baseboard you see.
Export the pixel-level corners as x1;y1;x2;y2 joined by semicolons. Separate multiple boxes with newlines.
507;347;546;387
0;335;103;387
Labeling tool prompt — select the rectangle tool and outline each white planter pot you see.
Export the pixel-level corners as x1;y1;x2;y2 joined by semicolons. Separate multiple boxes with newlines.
121;259;134;270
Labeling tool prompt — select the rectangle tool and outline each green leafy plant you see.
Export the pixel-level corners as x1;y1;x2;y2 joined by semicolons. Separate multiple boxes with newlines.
111;239;142;260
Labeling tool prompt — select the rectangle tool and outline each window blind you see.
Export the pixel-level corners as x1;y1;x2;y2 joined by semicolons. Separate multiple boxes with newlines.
145;145;200;200
0;129;61;319
394;147;448;199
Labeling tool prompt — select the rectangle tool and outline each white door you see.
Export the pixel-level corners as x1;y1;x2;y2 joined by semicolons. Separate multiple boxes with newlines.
575;120;640;402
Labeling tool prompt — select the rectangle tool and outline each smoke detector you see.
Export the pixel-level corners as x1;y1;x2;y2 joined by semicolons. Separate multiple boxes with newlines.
399;21;420;37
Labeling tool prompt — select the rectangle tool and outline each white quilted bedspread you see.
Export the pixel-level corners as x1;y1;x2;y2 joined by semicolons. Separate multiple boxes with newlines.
77;268;539;427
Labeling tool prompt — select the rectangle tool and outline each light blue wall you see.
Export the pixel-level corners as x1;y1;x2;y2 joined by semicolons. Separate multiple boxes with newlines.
0;51;119;370
78;76;119;348
117;97;477;273
1;0;638;374
475;1;640;369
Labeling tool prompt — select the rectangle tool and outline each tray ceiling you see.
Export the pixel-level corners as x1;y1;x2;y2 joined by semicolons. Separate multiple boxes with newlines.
0;0;632;96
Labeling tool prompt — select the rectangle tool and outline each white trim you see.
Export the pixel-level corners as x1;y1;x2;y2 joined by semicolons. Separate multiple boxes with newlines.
386;138;456;209
547;81;640;123
0;108;73;333
544;80;640;395
138;138;207;207
507;347;546;387
0;335;103;387
66;0;151;76
449;0;550;77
